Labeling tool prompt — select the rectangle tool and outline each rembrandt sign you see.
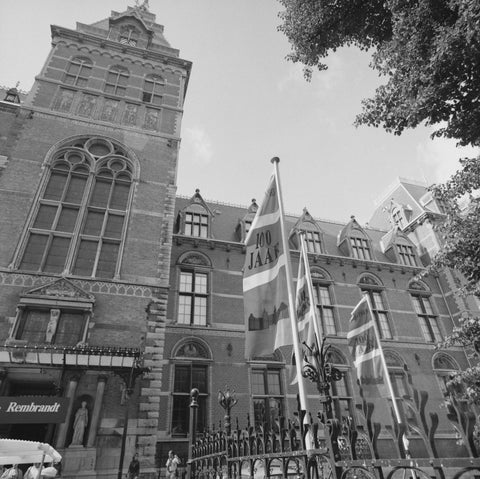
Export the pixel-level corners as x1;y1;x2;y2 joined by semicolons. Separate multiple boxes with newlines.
0;397;69;424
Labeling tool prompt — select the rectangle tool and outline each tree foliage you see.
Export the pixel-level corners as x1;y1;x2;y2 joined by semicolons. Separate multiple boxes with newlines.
278;0;480;412
278;0;480;146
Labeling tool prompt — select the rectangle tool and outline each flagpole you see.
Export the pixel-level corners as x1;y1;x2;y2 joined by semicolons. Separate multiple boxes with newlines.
271;157;309;412
298;232;324;351
362;292;403;426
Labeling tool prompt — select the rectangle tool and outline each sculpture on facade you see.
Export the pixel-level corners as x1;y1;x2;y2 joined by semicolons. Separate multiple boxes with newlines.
70;401;88;446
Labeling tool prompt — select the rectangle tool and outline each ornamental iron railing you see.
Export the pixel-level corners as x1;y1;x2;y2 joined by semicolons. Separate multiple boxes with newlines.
186;340;480;479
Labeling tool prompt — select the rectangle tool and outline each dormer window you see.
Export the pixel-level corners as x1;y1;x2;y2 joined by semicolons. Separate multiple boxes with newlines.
397;243;417;266
392;207;405;228
338;216;374;261
178;190;212;238
304;230;322;253
350;236;372;260
185;210;208;238
381;227;419;266
236;199;258;243
290;208;325;254
119;25;139;46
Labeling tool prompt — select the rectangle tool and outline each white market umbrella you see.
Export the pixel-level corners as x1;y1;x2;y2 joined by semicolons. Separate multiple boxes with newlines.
0;439;62;465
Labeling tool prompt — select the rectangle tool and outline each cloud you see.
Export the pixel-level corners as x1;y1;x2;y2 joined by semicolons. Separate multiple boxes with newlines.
416;133;479;183
182;126;213;165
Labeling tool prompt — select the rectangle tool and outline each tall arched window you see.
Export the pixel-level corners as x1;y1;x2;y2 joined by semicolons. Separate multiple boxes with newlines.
171;339;211;436
250;351;285;431
17;137;136;279
311;269;337;335
327;349;353;423
433;353;460;397
104;65;129;97
409;281;442;343
176;252;211;326
385;351;411;426
64;57;93;87
358;275;393;339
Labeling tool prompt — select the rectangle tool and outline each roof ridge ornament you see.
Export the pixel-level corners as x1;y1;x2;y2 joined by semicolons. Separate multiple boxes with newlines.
134;0;150;11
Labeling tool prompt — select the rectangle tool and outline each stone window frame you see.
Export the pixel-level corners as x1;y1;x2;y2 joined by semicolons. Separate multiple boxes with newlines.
358;274;394;340
249;351;285;432
142;74;165;106
12;136;139;280
408;281;443;343
310;268;338;336
8;279;95;348
104;65;130;97
119;25;140;46
64;56;93;87
176;252;212;326
326;348;354;425
170;338;212;437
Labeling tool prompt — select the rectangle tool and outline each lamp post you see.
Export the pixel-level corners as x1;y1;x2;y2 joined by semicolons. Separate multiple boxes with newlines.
302;337;343;479
218;387;238;436
186;388;199;479
117;359;149;479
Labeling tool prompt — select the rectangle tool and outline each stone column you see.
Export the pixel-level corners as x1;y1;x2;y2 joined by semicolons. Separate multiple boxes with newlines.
56;375;79;448
0;368;7;394
87;375;107;447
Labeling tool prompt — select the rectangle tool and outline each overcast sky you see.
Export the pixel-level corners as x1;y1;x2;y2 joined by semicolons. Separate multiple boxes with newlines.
0;0;476;225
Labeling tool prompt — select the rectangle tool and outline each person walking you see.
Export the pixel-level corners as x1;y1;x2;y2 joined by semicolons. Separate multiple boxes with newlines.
127;453;140;479
165;450;181;479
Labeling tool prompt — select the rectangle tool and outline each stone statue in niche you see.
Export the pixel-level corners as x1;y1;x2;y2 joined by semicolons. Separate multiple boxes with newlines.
45;309;60;343
70;401;89;446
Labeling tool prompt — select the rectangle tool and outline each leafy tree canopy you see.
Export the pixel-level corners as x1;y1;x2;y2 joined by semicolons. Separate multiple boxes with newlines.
278;0;480;414
278;0;480;146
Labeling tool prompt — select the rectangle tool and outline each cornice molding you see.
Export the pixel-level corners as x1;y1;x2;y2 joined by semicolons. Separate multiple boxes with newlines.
51;26;192;74
172;234;426;274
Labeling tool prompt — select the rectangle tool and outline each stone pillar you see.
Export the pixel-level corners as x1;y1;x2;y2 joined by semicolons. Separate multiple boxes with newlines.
87;375;107;447
56;375;79;448
0;368;7;394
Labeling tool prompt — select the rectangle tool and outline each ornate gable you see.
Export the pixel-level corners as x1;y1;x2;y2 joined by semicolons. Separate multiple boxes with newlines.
21;278;95;304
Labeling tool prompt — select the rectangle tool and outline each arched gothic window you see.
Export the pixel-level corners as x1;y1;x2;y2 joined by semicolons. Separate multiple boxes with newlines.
17;137;136;279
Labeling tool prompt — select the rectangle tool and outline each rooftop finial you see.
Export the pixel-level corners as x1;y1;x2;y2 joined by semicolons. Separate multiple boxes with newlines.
134;0;150;11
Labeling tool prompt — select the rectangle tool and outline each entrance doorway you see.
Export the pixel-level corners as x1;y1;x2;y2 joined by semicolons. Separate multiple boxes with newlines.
5;379;57;443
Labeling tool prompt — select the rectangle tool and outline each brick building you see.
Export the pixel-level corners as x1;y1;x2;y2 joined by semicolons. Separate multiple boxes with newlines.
0;3;190;477
0;3;477;479
162;185;478;466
